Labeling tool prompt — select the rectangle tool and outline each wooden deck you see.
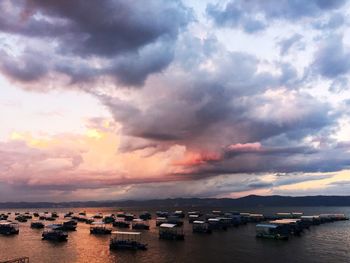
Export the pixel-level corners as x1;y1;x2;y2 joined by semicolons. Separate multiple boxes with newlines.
0;257;29;263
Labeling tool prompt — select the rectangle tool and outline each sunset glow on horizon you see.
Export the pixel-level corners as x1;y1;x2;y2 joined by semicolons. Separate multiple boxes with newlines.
1;0;350;201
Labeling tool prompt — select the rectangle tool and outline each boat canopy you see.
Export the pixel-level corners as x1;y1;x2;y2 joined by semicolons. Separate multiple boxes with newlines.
46;224;62;229
189;215;199;218
270;219;300;224
160;223;177;228
256;224;278;229
112;231;141;235
91;221;104;225
193;220;206;224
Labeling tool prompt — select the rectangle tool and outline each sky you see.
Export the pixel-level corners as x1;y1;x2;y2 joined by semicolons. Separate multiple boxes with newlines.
1;0;350;202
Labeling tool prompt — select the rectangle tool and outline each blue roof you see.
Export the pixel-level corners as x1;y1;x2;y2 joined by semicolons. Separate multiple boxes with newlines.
256;224;278;228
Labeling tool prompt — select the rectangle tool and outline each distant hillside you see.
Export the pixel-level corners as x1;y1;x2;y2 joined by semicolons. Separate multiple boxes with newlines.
1;195;350;209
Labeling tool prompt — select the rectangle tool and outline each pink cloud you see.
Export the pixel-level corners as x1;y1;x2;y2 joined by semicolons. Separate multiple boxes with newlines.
227;142;262;152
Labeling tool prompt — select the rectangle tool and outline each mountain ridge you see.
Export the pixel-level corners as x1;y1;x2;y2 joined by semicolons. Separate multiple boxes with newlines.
1;195;350;208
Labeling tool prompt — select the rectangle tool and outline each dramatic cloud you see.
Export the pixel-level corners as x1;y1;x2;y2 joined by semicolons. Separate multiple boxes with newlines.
0;0;192;87
1;0;350;201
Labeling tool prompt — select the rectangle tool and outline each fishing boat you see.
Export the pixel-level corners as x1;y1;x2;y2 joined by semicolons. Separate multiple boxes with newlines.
156;217;168;226
0;214;8;220
256;224;289;240
62;220;77;231
15;215;27;223
103;215;115;224
249;214;265;222
109;231;147;250
90;222;112;235
131;219;150;230
156;211;169;218
64;212;73;218
31;222;45;229
139;212;152;220
0;222;19;235
188;214;200;223
113;218;130;228
276;213;293;219
269;219;303;235
166;215;183;226
42;225;68;241
192;221;212;234
51;212;59;218
207;218;227;230
159;223;184;240
173;211;185;218
124;214;135;221
93;213;103;219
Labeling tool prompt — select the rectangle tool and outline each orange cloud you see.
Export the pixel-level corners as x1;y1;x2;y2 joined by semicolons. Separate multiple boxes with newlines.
173;151;221;167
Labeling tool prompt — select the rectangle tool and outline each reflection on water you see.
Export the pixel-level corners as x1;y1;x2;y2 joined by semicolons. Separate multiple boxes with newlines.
1;207;350;263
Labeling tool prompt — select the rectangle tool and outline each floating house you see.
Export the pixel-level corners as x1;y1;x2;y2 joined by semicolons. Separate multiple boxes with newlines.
139;212;152;220
109;231;147;250
90;222;112;235
0;222;19;235
159;223;184;240
156;217;168;226
192;221;212;234
256;224;289;240
131;219;150;230
113;218;130;228
42;225;68;241
31;221;45;229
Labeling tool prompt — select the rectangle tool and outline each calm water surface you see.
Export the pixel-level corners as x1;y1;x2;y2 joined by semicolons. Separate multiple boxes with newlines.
1;207;350;263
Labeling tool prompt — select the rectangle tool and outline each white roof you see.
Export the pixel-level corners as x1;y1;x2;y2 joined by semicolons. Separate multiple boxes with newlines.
249;214;264;217
132;218;144;222
208;218;220;222
189;215;199;218
91;221;104;225
112;231;140;235
0;222;12;225
256;224;278;229
46;224;62;229
160;223;177;228
156;217;167;220
193;220;205;224
270;219;300;224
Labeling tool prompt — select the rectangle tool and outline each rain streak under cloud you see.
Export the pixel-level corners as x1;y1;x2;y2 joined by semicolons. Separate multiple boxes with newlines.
1;0;350;201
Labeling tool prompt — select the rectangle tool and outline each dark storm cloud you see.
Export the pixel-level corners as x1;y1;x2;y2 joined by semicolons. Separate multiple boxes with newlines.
0;0;192;86
206;0;347;32
19;0;191;57
177;143;350;179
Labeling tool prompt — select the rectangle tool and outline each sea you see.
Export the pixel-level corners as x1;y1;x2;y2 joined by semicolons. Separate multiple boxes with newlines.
0;206;350;263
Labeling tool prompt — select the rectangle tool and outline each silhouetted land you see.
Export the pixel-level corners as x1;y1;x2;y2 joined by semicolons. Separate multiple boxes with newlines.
2;195;350;208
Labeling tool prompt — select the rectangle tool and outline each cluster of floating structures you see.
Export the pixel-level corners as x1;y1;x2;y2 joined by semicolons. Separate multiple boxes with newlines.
256;212;348;240
0;210;348;251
